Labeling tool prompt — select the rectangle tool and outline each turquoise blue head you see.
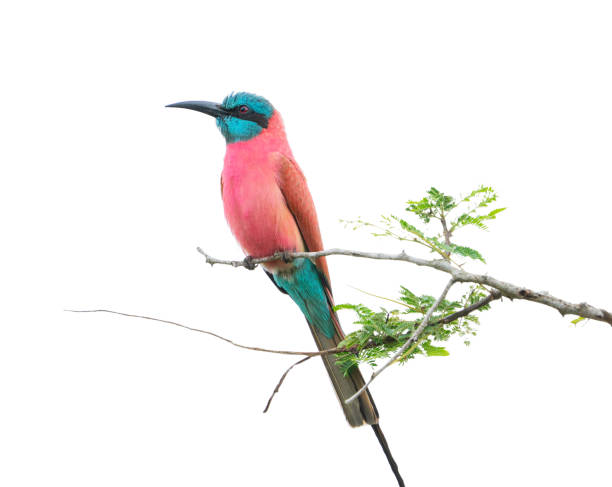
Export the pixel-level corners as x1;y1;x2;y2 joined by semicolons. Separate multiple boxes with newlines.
167;92;275;144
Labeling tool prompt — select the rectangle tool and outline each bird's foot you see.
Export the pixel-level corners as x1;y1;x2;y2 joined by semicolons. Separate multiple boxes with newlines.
242;255;258;270
278;250;294;263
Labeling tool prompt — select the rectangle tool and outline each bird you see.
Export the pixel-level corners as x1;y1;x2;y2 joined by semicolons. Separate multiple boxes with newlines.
167;92;404;486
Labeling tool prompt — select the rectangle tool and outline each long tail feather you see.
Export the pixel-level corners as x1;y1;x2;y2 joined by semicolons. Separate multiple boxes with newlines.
372;424;405;487
272;258;403;484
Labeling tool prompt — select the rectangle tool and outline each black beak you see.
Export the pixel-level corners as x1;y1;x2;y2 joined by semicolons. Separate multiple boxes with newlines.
166;100;228;118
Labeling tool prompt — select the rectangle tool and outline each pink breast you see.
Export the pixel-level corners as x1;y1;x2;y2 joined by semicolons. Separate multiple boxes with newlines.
221;124;303;266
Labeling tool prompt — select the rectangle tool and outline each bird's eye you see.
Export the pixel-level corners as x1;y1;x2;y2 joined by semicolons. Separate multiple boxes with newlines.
239;105;249;113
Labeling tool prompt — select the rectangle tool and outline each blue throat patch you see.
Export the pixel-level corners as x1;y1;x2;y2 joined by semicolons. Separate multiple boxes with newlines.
216;92;275;144
272;258;335;339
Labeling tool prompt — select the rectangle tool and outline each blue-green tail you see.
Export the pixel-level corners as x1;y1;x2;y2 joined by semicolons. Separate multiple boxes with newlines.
273;258;378;427
272;258;404;486
273;258;336;339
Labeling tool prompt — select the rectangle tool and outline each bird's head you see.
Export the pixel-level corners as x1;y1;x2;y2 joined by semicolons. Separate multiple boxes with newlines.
167;92;275;144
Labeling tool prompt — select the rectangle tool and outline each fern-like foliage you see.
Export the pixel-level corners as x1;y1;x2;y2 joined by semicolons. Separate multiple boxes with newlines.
343;185;505;264
335;285;490;374
336;186;505;373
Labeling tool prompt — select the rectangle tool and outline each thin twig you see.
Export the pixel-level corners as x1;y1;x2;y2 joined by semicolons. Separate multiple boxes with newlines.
440;210;452;259
433;289;502;325
198;247;612;327
66;289;501;361
263;356;312;413
440;212;452;247
65;309;327;357
66;289;501;362
345;278;456;404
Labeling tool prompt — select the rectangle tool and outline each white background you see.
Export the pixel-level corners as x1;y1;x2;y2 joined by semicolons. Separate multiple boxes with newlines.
1;1;611;486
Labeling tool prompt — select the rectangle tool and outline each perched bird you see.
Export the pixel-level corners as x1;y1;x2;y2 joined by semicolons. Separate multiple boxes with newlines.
168;92;404;486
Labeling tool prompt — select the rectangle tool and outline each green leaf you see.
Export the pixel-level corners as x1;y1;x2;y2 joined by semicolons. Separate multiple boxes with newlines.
399;286;420;308
461;186;493;203
434;238;486;262
421;342;450;356
451;244;486;263
486;207;507;218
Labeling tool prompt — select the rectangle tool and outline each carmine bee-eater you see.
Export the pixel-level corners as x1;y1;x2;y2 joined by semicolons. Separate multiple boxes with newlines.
167;92;404;486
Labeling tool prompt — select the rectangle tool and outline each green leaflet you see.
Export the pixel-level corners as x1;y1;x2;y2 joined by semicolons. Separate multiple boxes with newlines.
434;239;486;263
421;342;450;356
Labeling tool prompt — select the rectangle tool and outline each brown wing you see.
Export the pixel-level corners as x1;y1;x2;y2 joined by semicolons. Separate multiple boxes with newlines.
272;152;331;290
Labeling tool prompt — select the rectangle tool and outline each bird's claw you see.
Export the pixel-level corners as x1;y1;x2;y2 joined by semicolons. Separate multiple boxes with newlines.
243;255;258;270
279;251;294;263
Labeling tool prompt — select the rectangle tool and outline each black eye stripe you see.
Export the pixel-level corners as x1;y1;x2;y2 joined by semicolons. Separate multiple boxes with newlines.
230;106;269;129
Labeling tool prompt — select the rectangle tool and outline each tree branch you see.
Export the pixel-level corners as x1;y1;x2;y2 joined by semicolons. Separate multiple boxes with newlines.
197;247;612;327
345;278;456;404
